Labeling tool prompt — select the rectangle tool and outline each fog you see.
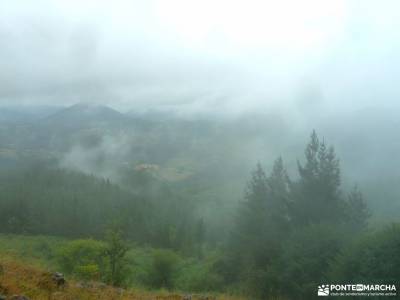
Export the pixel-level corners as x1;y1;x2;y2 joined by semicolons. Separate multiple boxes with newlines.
1;1;399;207
1;2;400;298
59;133;134;180
1;0;400;116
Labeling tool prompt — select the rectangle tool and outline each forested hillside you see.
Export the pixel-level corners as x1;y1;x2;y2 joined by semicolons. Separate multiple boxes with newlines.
1;129;399;299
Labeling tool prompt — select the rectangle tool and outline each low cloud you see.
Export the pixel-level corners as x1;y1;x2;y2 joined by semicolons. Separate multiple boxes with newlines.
59;133;134;180
0;0;399;115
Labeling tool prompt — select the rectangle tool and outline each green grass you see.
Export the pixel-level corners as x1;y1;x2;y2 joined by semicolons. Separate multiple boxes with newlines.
0;234;231;297
0;234;65;267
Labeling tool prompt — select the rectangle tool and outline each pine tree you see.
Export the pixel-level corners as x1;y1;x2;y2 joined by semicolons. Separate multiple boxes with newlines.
229;163;269;268
346;185;370;232
225;159;292;298
266;157;291;235
298;130;320;183
232;160;291;269
195;218;206;258
294;131;344;225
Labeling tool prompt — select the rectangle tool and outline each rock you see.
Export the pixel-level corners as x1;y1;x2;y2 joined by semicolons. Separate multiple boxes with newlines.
0;294;6;300
51;272;66;288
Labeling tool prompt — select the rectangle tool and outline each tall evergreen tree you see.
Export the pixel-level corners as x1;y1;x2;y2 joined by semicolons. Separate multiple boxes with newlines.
294;131;344;225
229;159;291;279
346;185;370;232
266;157;291;235
195;218;206;258
236;163;270;266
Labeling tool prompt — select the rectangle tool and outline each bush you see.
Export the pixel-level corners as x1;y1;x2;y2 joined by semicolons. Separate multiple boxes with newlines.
175;256;224;292
56;239;106;281
147;249;179;290
34;239;54;260
75;264;101;280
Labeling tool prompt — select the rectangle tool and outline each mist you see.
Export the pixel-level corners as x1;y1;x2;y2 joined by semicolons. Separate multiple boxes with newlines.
1;0;399;116
1;0;399;220
0;1;399;299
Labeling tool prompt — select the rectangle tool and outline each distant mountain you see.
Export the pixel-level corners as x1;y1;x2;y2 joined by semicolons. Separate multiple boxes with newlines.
0;103;135;154
40;103;130;129
0;105;61;124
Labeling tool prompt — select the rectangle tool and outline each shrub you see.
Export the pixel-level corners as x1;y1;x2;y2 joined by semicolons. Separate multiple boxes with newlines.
175;255;224;292
147;249;179;290
75;264;101;281
56;239;106;281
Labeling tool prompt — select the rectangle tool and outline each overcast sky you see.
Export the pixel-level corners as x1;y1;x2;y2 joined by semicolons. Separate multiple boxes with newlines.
1;0;400;114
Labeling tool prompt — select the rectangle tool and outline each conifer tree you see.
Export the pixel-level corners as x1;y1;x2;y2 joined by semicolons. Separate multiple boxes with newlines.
346;185;370;232
266;157;291;235
229;163;269;268
233;159;291;269
294;130;344;225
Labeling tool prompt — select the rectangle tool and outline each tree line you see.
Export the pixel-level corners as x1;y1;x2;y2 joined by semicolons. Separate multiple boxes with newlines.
218;131;375;298
0;165;204;254
0;130;398;299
